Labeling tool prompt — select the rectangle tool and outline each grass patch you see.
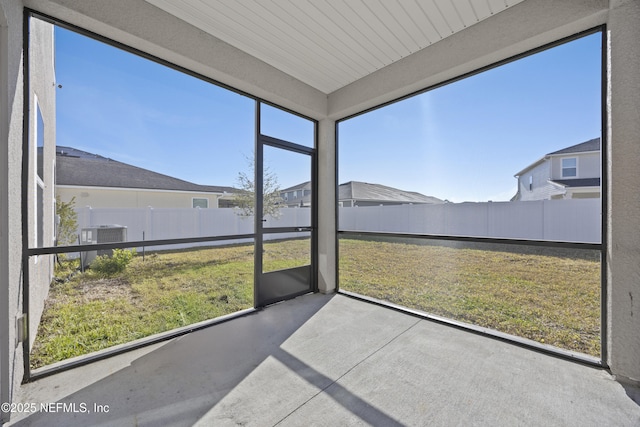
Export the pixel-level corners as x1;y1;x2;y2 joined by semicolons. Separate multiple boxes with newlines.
339;238;601;356
31;245;253;368
32;237;600;368
31;240;310;369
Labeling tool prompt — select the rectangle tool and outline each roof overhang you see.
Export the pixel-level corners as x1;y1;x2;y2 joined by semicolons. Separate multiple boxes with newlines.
514;156;548;178
547;150;601;158
548;178;601;189
56;184;225;196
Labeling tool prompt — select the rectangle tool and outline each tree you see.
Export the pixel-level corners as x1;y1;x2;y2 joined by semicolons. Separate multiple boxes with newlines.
56;195;78;246
234;154;282;219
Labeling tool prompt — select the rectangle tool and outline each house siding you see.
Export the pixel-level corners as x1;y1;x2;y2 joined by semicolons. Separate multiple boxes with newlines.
516;160;561;201
516;151;601;201
551;152;600;180
57;186;221;209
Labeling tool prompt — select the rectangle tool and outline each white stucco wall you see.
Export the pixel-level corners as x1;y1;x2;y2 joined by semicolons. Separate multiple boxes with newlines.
27;16;56;351
607;0;640;385
0;0;25;421
317;119;336;293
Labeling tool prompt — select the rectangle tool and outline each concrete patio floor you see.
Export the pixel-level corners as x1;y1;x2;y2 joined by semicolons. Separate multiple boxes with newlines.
7;292;640;426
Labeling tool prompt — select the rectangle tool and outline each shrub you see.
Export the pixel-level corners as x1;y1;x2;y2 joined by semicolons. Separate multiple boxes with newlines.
91;249;136;276
55;196;79;246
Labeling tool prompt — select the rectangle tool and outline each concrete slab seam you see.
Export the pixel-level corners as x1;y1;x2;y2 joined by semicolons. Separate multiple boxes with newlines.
273;318;422;425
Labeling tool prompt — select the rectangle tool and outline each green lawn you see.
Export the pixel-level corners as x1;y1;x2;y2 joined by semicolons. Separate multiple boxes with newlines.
31;239;309;369
339;238;601;357
31;238;601;368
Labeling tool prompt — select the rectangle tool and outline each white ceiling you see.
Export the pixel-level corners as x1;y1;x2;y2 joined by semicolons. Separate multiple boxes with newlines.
146;0;525;94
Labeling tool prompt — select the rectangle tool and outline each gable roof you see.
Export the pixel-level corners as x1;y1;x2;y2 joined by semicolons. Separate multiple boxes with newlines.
280;181;311;193
56;146;236;194
547;138;600;156
339;181;443;205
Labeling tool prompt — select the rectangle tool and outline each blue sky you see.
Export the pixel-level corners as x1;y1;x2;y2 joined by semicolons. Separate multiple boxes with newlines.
55;26;601;202
339;32;602;202
55;26;313;191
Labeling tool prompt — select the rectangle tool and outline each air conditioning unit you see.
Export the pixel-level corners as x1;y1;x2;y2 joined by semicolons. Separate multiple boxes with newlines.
80;225;127;267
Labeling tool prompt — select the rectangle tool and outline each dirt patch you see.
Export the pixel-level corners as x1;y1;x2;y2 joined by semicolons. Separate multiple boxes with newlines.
75;278;134;303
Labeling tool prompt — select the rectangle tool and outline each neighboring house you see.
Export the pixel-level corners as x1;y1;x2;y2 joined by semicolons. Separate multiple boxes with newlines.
56;146;237;209
279;180;443;208
338;181;444;207
280;181;312;207
512;138;601;201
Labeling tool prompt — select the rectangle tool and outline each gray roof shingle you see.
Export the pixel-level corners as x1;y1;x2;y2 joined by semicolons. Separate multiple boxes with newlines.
56;146;235;193
550;178;601;188
515;137;601;177
547;138;600;156
338;181;443;204
280;181;311;192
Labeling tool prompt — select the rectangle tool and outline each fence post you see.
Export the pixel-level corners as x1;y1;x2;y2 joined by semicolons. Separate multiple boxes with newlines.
146;206;153;242
541;200;546;241
195;207;202;247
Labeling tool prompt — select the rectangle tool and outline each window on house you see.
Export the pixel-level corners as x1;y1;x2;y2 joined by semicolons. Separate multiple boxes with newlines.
36;104;44;181
529;176;533;191
562;158;577;177
35;103;45;248
192;198;208;208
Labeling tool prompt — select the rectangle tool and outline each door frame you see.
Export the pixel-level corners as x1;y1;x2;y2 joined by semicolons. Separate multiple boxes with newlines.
254;119;318;308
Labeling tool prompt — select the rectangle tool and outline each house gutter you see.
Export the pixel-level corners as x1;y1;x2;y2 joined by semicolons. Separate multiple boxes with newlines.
514;156;548;177
55;184;225;196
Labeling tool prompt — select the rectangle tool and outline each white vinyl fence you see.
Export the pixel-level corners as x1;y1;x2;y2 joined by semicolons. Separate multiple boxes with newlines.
339;199;601;243
74;206;312;252
72;199;600;255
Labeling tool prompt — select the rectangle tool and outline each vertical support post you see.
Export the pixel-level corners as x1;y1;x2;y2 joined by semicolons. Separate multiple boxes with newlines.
0;5;11;418
254;101;263;307
20;10;31;384
607;0;640;384
317;118;336;293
